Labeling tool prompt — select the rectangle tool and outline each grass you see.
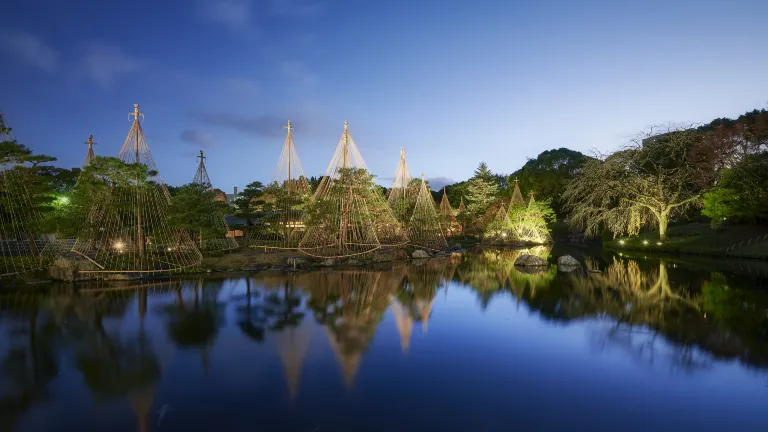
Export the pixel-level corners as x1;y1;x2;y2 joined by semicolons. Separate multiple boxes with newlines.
605;223;768;259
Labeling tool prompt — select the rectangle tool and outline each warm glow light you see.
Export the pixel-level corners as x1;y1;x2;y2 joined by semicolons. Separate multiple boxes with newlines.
619;240;625;245
656;242;662;246
642;240;649;245
114;241;124;250
502;232;507;238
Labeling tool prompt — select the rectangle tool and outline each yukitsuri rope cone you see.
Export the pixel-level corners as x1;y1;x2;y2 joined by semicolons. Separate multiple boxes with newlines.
439;186;460;237
483;202;511;244
407;174;448;252
504;188;552;244
457;196;466;215
0;111;50;277
386;147;416;212
191;150;239;252
83;134;96;167
508;178;526;209
72;104;202;273
249;120;312;250
299;121;406;258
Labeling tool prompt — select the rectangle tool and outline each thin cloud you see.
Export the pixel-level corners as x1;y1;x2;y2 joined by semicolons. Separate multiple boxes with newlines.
79;42;144;87
271;0;324;16
278;60;318;86
181;130;217;149
0;30;59;73
201;0;252;30
221;77;259;96
188;112;289;138
425;177;455;189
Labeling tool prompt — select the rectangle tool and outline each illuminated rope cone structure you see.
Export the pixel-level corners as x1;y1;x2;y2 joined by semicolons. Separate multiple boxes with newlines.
483;202;511;244
0;111;50;277
407;174;448;251
439;186;460;237
299;121;407;258
503;187;553;244
508;178;525;208
190;149;239;252
386;147;417;221
72;104;202;273
249;120;312;250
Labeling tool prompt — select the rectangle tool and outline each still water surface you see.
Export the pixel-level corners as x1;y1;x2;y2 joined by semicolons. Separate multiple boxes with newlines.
2;246;768;431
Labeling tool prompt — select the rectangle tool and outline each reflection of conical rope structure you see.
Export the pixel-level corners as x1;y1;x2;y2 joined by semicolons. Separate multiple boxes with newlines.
406;258;446;333
389;295;413;353
386;147;414;207
299;121;407;258
0;110;50;277
415;297;434;334
250;121;311;250
307;269;393;388
407;174;448;251
324;326;361;388
190;150;239;253
72;104;202;273
275;320;313;400
457;196;466;214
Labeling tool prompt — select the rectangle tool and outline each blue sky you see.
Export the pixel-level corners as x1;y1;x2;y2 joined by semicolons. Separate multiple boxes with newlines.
1;0;767;192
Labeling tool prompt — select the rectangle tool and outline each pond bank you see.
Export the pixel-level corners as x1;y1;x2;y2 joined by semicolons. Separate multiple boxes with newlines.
2;244;468;288
603;223;768;261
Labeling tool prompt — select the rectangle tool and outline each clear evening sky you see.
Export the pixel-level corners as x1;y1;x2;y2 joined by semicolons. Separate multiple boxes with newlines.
1;0;766;191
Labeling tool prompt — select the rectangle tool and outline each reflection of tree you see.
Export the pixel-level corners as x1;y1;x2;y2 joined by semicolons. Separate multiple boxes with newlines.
404;258;447;332
160;279;225;374
701;273;768;368
305;270;395;387
454;246;554;310
0;300;58;432
563;258;711;372
235;277;267;343
567;258;700;325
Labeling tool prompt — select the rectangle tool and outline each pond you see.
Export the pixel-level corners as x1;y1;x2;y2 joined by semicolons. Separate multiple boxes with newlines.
2;246;768;431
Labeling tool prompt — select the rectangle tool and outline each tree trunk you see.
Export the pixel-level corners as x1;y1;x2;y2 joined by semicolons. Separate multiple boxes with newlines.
658;211;669;240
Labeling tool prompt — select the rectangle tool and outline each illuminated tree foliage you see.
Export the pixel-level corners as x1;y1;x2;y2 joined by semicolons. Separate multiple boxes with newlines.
0;115;57;276
563;127;714;240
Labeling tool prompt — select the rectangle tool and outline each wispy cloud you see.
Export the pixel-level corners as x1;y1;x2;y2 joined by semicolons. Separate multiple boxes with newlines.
181;130;217;149
188;112;289;138
200;0;253;30
278;60;318;86
221;77;259;96
79;42;144;87
271;0;324;16
0;30;59;73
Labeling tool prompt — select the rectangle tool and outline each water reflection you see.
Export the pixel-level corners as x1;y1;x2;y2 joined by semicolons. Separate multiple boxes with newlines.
1;249;768;430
